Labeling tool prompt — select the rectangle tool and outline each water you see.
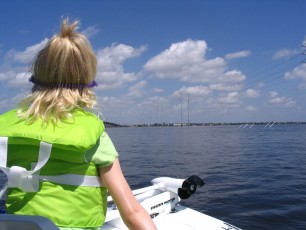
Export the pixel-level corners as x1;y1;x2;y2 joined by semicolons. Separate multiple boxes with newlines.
1;124;306;229
105;125;306;230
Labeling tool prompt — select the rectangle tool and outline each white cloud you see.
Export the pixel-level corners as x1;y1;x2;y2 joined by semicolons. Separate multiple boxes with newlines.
144;39;246;84
0;39;43;91
99;96;122;108
97;43;147;68
269;91;279;98
97;96;124;121
7;72;31;88
127;80;147;98
144;39;207;72
81;25;99;38
172;86;211;98
209;83;243;91
96;43;147;90
255;82;265;88
152;88;163;93
0;71;14;81
0;92;28;111
218;92;240;104
5;38;48;64
0;70;32;90
96;71;140;90
284;63;306;89
245;105;257;111
298;82;306;89
138;96;168;108
268;91;296;107
225;50;251;60
245;88;260;98
222;70;246;82
273;48;300;59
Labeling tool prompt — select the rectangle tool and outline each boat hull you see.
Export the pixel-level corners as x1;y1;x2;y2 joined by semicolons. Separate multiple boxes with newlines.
102;205;241;230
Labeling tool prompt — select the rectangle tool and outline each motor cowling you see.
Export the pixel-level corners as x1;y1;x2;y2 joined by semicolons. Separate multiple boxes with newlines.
151;175;205;200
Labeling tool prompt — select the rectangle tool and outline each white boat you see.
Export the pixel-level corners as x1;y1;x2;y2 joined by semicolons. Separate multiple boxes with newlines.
0;176;242;230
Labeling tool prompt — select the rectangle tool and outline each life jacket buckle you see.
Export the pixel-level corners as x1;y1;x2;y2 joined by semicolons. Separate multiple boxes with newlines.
0;137;52;193
8;166;40;192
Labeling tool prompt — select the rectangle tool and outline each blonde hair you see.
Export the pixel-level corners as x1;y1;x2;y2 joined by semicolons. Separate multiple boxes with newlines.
18;18;97;124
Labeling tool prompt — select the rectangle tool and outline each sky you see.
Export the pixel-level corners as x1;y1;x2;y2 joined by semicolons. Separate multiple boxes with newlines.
0;0;306;125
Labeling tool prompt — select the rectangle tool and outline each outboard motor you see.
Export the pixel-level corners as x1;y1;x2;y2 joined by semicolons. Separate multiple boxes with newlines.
178;175;205;199
151;175;205;199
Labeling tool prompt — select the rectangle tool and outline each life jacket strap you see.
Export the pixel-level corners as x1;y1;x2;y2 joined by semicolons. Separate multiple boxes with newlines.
40;174;104;187
0;137;52;192
0;137;104;192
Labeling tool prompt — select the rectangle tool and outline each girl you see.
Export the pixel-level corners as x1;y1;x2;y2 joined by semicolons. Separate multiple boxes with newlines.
0;18;156;230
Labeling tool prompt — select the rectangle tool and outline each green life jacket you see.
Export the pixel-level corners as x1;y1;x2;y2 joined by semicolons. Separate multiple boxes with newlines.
0;109;107;228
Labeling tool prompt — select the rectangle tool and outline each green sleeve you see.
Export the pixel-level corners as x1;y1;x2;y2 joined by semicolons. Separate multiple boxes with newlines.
85;132;118;168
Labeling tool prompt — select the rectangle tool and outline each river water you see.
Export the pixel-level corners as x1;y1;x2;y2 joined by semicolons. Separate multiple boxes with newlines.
106;125;306;230
1;124;306;229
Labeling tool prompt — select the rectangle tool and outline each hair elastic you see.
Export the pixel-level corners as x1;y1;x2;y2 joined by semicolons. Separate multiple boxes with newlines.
29;75;98;89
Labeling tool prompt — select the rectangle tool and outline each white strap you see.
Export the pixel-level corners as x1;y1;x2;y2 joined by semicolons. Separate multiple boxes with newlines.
0;137;103;190
0;138;52;192
0;137;8;167
40;174;104;187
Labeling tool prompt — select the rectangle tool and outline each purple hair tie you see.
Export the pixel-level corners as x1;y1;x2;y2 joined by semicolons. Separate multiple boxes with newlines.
86;80;98;88
29;75;98;89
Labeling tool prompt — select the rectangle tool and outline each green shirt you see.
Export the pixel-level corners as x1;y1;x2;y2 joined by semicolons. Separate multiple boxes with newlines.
86;132;118;168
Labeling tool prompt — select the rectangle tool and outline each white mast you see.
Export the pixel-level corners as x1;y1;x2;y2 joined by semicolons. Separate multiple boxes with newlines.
180;92;183;127
187;93;190;127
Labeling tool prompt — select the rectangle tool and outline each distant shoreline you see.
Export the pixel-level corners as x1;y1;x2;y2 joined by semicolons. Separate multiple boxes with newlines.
104;121;306;128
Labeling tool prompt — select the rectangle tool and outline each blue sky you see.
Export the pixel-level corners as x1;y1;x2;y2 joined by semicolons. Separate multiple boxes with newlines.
0;0;306;125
